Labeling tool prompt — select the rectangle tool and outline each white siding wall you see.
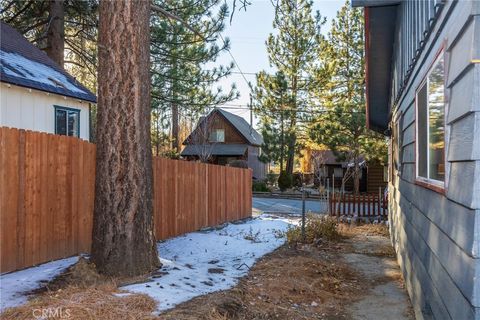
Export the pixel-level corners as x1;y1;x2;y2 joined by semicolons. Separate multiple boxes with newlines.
0;83;90;141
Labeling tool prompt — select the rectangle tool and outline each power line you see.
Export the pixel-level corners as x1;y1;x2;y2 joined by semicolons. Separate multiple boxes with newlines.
218;33;253;92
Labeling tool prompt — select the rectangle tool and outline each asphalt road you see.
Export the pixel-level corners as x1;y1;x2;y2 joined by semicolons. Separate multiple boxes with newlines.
252;197;327;215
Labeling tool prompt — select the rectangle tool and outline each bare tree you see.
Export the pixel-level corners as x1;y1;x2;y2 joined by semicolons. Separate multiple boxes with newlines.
188;114;218;163
312;151;328;194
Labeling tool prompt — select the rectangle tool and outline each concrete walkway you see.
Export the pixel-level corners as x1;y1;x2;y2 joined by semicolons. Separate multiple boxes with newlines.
252;197;327;215
343;234;414;319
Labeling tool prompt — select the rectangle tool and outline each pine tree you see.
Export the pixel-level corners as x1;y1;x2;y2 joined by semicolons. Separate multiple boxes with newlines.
258;0;325;175
92;0;159;276
0;0;99;91
150;0;238;155
308;3;387;194
254;71;290;171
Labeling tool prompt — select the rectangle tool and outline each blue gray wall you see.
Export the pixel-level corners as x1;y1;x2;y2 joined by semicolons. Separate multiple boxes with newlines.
389;1;480;319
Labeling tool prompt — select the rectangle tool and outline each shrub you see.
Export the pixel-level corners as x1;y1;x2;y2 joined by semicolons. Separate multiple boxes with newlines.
286;216;340;245
252;181;269;192
265;172;278;186
228;159;248;168
277;171;293;191
292;172;303;188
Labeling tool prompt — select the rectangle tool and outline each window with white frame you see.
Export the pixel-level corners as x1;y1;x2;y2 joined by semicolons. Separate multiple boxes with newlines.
416;52;445;185
209;129;225;142
55;106;80;137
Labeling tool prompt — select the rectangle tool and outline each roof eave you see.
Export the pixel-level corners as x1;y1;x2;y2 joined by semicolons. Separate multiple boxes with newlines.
363;4;398;135
1;78;97;103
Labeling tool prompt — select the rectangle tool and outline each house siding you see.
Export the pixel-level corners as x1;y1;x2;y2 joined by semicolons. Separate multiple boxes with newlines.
0;83;90;141
389;1;480;320
247;146;266;180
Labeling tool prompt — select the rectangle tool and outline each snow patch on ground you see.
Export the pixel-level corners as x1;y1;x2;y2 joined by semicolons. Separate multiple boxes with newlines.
0;257;78;312
0;216;291;314
123;216;290;312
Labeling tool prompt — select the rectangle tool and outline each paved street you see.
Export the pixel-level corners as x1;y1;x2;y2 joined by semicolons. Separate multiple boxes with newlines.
252;197;327;215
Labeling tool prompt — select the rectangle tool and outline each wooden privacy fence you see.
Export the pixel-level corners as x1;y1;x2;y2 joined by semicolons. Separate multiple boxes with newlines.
329;190;388;219
0;127;252;273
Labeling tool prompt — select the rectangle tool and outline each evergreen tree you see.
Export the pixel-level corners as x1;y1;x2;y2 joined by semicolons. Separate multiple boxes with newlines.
308;3;387;194
254;71;290;171
258;0;325;175
92;0;159;276
1;0;99;91
150;0;238;154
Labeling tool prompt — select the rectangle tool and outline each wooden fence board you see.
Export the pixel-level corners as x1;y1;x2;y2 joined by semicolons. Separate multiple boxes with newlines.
0;127;252;273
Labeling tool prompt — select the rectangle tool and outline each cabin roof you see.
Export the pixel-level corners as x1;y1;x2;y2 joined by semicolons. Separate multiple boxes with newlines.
183;108;263;147
181;144;248;157
0;22;96;103
216;109;263;146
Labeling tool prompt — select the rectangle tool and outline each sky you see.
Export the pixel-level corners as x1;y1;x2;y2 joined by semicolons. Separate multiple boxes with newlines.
212;0;346;126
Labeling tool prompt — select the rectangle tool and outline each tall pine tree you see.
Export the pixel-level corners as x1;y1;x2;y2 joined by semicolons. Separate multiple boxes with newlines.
150;0;238;155
257;0;325;175
308;2;386;193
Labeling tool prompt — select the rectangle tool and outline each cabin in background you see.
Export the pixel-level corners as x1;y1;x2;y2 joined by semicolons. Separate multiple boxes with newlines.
0;22;96;141
353;0;480;319
181;108;267;180
309;149;387;193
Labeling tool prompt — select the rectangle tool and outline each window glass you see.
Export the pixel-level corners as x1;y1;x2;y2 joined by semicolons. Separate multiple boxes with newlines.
68;112;79;137
417;83;428;179
217;129;225;142
55;107;80;138
428;55;445;181
333;167;343;178
416;53;445;183
209;129;225;142
55;109;67;135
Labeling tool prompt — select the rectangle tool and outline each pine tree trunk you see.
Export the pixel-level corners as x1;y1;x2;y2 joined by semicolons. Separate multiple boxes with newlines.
172;103;179;152
92;0;160;277
45;0;64;67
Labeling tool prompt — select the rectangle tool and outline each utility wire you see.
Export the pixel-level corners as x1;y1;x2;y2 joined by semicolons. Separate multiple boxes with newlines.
218;33;253;92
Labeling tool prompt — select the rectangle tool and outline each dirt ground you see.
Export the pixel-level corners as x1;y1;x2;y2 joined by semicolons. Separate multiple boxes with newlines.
160;223;414;320
2;223;414;320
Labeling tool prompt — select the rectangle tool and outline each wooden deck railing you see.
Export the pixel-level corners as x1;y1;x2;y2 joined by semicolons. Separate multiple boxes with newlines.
328;190;388;219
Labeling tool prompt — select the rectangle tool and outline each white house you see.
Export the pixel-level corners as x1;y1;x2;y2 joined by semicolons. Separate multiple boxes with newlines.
0;22;96;141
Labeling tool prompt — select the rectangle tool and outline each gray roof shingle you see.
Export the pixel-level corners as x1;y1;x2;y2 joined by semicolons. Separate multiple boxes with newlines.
181;144;247;156
0;22;96;103
216;108;263;146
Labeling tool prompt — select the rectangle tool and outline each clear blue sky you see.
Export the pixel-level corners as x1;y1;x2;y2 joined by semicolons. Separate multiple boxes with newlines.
212;0;347;126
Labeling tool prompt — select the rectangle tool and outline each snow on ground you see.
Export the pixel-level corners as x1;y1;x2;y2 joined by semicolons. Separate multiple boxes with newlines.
123;216;291;312
0;257;78;312
0;216;291;314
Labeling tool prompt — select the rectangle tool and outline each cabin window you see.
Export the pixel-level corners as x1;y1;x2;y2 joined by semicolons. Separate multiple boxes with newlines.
416;52;445;185
55;106;80;138
209;129;225;142
333;167;343;178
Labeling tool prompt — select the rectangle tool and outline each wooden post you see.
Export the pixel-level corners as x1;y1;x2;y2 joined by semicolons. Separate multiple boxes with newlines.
378;187;382;218
301;185;306;241
327;178;330;215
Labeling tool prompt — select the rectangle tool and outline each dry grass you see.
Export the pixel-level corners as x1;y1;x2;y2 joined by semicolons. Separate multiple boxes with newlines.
286;215;342;246
1;284;157;320
1;257;157;320
161;245;364;320
337;222;390;238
